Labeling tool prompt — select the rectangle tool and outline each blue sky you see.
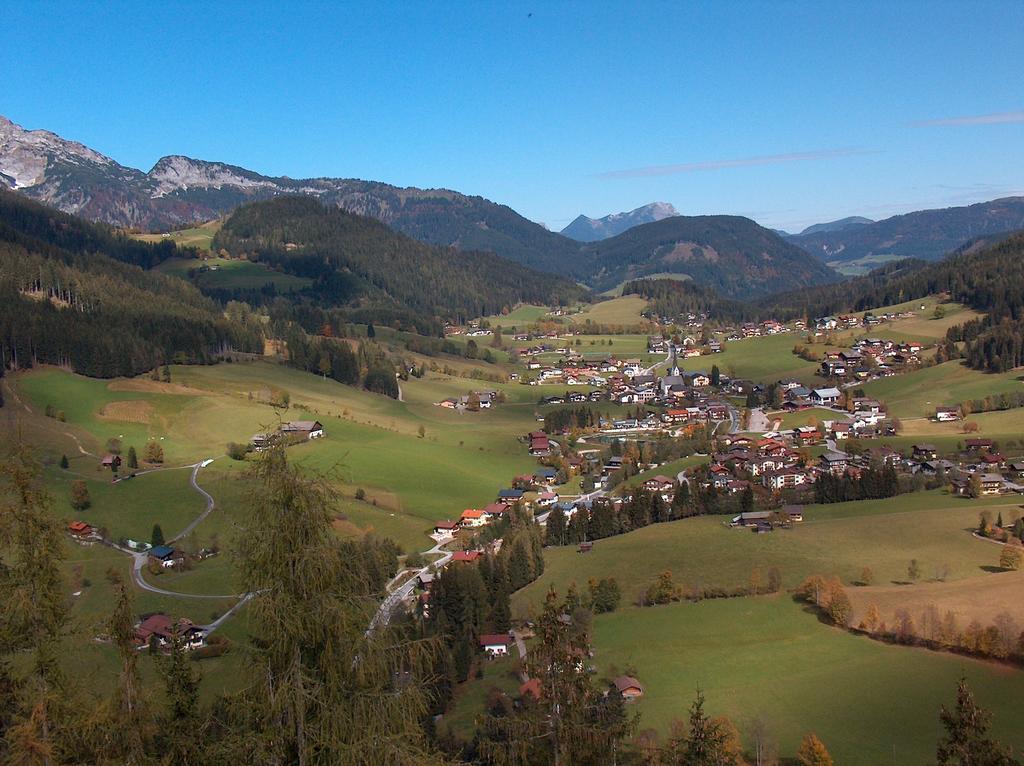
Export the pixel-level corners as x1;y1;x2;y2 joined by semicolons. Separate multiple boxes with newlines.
2;0;1022;232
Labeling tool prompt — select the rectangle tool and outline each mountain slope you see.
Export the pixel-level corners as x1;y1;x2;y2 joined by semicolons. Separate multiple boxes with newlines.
561;202;679;242
210;196;585;322
575;215;839;299
798;216;874;236
786;197;1024;264
0;115;581;273
0;189;261;377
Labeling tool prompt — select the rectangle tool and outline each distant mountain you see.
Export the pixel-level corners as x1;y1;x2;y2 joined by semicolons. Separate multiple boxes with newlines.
0;115;837;301
561;202;679;242
574;215;839;300
797;216;874;236
786;198;1024;265
0;115;580;274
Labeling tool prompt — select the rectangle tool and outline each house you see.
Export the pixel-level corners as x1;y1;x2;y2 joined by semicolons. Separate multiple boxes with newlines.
537;491;559;507
479;633;512;657
459;509;488;528
912;443;938;460
965;438;994;452
498;489;525;502
101;454;122;471
762;468;808;490
686;371;711;387
67;520;96;540
731;511;772;527
483;502;511;519
282;420;325;440
148;545;185;569
613;676;644;700
450;550;482;563
980;474;1005;495
529;432;551;456
831;422;853;440
642;475;675;493
578;541;594;553
434;520;460;535
809;388;841;406
935;407;960;422
781;504;805;522
820;450;850;475
250;433;273;451
134;614;205;651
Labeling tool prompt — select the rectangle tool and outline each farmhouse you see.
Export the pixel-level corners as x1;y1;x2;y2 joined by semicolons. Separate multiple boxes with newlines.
100;454;122;471
67;520;97;541
134;614;205;651
483;502;511;519
479;633;512;656
935;407;960;422
980;474;1005;495
434;520;460;535
613;676;644;700
450;550;482;563
282;420;325;440
148;545;185;569
529;432;551;456
912;443;938;460
820;450;850;475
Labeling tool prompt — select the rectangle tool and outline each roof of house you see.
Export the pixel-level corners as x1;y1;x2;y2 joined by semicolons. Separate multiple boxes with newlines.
613;676;644;693
149;545;175;559
479;633;511;647
68;520;92;533
813;387;842;398
460;509;485;520
451;551;481;562
434;520;460;529
283;420;323;431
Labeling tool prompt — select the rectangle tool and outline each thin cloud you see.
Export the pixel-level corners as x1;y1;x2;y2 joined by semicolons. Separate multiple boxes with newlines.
910;110;1024;127
597;148;877;179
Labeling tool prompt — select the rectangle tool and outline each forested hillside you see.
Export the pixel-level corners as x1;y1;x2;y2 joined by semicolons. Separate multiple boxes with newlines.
577;215;838;298
211;196;586;323
0;193;261;377
786;196;1024;265
621;278;756;321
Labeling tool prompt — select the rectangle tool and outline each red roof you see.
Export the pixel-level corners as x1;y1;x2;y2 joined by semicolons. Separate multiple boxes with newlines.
451;551;481;563
519;678;541;700
483;502;510;515
434;520;460;530
479;633;511;647
68;520;92;535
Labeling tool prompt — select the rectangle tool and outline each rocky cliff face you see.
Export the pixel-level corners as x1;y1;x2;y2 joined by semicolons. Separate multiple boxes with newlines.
561;201;680;242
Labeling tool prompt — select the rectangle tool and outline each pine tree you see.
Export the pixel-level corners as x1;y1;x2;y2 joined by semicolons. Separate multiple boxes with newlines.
667;688;740;765
59;454;69;469
127;446;138;470
151;524;165;547
937;678;1019;766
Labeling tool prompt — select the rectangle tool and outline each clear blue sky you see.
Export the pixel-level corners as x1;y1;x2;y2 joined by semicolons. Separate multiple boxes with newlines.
3;0;1022;232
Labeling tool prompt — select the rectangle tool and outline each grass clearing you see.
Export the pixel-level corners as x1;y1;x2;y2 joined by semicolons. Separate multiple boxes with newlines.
862;361;1024;419
591;596;1024;765
134;219;222;251
567;295;649;326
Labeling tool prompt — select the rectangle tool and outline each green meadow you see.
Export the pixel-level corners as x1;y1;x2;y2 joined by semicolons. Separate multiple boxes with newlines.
514;490;1021;614
591;596;1024;766
155;256;312;292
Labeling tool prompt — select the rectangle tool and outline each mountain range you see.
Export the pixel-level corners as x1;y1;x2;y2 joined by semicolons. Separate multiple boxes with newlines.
784;197;1024;266
561;202;679;242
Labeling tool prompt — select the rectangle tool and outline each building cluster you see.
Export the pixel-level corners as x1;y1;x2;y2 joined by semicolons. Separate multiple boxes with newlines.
818;338;923;382
251;420;325;451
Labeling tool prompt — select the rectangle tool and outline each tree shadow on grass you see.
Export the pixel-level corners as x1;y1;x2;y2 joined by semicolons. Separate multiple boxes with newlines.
979;565;1007;573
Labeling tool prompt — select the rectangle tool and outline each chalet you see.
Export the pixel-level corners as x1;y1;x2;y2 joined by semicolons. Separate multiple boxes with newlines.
935;407;960;422
434;520;460;535
134;614;205;651
250;433;273;451
479;633;512;657
450;550;482;563
67;520;96;541
101;454;122;471
810;388;841;406
785;385;812;401
642;475;675;493
747;456;787;476
731;510;772;527
816;316;839;331
793;425;819;443
820;359;847;377
762;468;808;490
282;420;325;440
865;446;901;467
830;422;852;440
980;474;1005;495
852;398;883;414
613;676;644;700
706;404;729;420
459;509;488;528
685;371;711;387
483;502;510;519
497;489;525;502
820;450;850;475
782;504;805;522
537;491;559;507
528;432;551;456
965;438;994;452
1010;462;1024;479
912;444;938;460
920;459;956;475
148;545;185;569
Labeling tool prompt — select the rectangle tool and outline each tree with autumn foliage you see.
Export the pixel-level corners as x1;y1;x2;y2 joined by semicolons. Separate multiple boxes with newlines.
796;733;834;766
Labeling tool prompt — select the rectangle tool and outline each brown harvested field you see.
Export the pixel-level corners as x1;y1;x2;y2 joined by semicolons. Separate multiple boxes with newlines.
97;400;154;423
847;569;1024;628
108;379;213;396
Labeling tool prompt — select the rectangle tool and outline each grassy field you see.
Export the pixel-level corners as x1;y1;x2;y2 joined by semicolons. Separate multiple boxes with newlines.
134;219;222;251
481;304;553;326
681;334;821;385
770;407;842;430
861;361;1024;419
514;490;1024;615
567;295;649;326
591;595;1024;765
155;256;312;292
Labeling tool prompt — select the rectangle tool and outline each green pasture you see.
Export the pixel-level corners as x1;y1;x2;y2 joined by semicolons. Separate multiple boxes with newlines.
514;490;1020;613
591;595;1024;765
862;361;1024;419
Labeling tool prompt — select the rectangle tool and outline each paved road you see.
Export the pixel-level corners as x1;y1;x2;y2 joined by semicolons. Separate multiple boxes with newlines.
367;538;454;633
171;459;217;543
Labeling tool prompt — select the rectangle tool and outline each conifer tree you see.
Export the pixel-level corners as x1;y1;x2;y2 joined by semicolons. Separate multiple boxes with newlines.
937;678;1019;766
